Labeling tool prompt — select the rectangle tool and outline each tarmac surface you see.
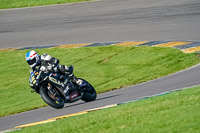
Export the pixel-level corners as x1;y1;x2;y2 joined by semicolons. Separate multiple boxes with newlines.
0;0;200;48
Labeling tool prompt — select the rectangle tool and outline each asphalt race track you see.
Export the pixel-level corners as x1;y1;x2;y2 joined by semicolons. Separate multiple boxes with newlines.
0;0;200;132
0;0;200;49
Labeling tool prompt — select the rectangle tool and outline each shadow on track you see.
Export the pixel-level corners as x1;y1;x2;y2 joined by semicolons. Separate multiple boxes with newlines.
64;94;121;108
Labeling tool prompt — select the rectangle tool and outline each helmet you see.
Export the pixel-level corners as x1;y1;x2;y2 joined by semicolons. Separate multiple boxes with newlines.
25;50;40;68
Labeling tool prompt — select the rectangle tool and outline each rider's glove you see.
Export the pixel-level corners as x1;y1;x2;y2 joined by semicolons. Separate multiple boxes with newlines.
40;66;46;71
47;65;53;71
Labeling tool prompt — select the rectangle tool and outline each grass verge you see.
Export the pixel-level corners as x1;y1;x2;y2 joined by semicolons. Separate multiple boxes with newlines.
0;46;199;117
13;86;200;133
0;0;90;9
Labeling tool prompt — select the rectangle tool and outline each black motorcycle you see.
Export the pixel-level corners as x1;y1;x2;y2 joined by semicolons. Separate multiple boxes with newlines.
29;66;97;109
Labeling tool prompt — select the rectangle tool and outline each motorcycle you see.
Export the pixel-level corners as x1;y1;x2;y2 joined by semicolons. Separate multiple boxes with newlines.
29;66;97;109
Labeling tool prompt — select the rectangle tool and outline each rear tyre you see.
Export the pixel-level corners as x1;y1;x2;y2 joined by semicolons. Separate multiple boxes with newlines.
81;79;97;102
40;87;65;109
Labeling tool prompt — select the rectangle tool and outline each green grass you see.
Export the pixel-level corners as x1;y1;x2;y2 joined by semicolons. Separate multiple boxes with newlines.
0;0;90;9
13;86;200;133
0;46;199;117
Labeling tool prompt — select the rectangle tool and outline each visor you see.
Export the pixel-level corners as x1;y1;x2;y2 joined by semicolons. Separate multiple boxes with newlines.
27;58;36;65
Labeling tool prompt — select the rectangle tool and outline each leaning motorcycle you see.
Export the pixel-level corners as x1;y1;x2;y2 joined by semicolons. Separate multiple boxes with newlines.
29;66;97;109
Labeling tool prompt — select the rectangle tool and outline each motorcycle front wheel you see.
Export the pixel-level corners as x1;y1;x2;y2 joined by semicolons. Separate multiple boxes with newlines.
80;79;97;102
40;87;65;109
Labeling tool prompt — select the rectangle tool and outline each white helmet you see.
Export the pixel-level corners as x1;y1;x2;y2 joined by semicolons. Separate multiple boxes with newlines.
25;50;40;68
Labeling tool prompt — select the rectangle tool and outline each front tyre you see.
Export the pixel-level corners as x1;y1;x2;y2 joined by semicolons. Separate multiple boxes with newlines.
40;87;65;109
81;79;97;102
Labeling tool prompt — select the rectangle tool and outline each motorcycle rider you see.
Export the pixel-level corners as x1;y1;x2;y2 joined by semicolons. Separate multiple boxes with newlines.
25;50;83;101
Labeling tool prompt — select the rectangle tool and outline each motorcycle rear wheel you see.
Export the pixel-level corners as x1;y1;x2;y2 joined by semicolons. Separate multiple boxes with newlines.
40;87;65;109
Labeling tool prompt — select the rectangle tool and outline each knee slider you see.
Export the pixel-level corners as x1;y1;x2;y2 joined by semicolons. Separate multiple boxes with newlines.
58;65;66;74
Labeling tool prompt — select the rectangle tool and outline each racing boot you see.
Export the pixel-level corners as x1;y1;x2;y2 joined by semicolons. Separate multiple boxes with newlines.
69;73;83;86
58;65;83;86
62;65;83;86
